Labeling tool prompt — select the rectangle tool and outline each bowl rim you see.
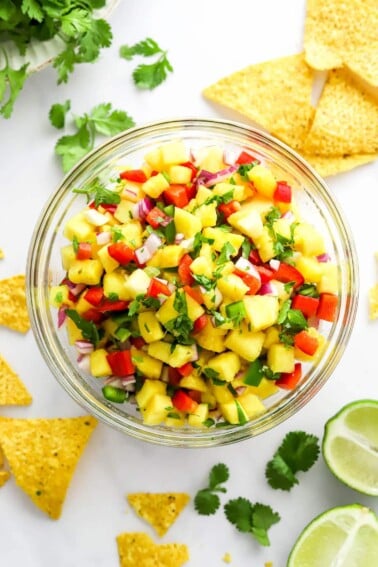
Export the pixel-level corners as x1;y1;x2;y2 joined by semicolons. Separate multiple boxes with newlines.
26;117;359;447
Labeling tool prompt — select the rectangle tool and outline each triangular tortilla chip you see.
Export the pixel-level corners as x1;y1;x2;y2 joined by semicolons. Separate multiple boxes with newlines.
304;0;378;90
0;470;10;487
303;69;378;155
127;492;190;537
116;532;189;567
301;153;378;177
203;53;315;150
0;354;32;406
0;416;97;519
0;275;30;333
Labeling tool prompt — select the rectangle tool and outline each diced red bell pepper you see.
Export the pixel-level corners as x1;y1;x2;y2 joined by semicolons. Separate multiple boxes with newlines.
185;184;197;201
97;299;129;313
193;314;208;333
274;181;292;203
172;389;198;413
255;265;275;284
317;293;338;322
108;242;135;265
76;242;92;260
218;200;241;218
249;249;262;265
130;336;146;350
187;389;201;403
168;367;182;386
178;362;194;377
276;363;302;390
163;184;189;208
178;254;194;285
146;207;169;229
99;203;117;214
291;294;320;318
180;161;198;181
81;308;104;324
273;262;304;289
234;268;261;295
236;151;260;165
147;278;172;298
294;330;319;356
120;169;147;183
106;350;135;377
84;286;104;307
183;285;204;305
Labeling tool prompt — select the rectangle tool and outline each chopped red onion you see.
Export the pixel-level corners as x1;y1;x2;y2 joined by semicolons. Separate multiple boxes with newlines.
175;233;184;244
96;231;111;245
197;165;238;188
235;257;261;281
135;232;162;264
75;340;94;354
137;197;154;220
105;377;123;387
180;237;194;250
235;386;247;396
57;306;67;328
258;282;278;295
65;281;86;296
167;282;176;294
77;354;91;373
120;374;136;385
124;383;136;392
269;259;281;271
317;253;331;263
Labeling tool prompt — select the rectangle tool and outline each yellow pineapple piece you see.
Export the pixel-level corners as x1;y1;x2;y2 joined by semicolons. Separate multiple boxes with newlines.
220;400;248;425
295;255;323;283
224;324;265;361
194;203;217;227
168;165;192;184
61;245;76;270
227;208;264;240
49;285;70;308
237;392;266;419
206;352;241;382
213;182;246;201
123;269;151;299
68;259;103;285
90;349;112;377
147;341;194;368
188;403;209;427
121;181;145;203
117;221;143;249
160;140;188;166
243;296;279;331
195;320;227;353
74;295;93;315
190;255;213;278
263;326;280;349
165;411;186;428
66;317;84;344
114;200;135;223
103;271;129;300
135;379;166;409
254;226;275;262
131;347;163;379
197;146;225;172
217;274;249;300
157;292;204;326
144;147;163;171
267;344;295;373
97;245;120;273
212;384;234;404
202;227;244;253
174;207;202;238
142;394;172;425
318;263;338;294
294;223;326;256
179;374;208;393
247;165;277;198
138;311;164;343
195;186;213;204
63;211;96;241
147;245;185;268
142;173;170;198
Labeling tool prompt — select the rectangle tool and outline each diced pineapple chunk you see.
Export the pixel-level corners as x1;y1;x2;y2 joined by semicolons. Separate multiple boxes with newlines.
144;147;163;171
157;292;204;326
237;392;266;419
238;377;279;400
63;211;96;242
197;146;225;172
295;255;323;283
243;296;279;331
318;263;338;294
294;223;326;256
194;203;217;227
213;182;246;201
147;245;185;268
174;208;202;238
212;384;235;404
49;285;70;308
135;379;166;409
142;173;170;198
188;403;209;427
247;165;277;198
66;317;84;344
103;271;129;300
254;226;275;262
179;374;208;392
114;200;135;223
97;245;120;273
68;259;103;285
227;209;264;240
273;218;293;239
90;349;112;377
117;221;143;249
267;344;295;373
160;140;188;166
217;274;249;300
131;347;163;379
201;391;217;409
123;269;151;299
138;311;164;343
165;412;186;428
74;295;93;315
142;394;172;425
202;227;244;253
147;341;195;368
263;326;280;349
190;256;213;278
220;400;248;425
121;181;145;203
202;287;223;310
196;186;213;205
61;245;76;270
195;320;227;353
206;352;241;382
224;324;265;361
168;165;192;184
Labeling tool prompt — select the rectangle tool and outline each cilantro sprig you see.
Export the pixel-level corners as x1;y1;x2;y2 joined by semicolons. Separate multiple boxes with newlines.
265;431;320;491
73;177;121;207
194;463;230;515
224;498;280;546
120;37;173;90
65;309;99;346
278;300;308;346
50;101;135;172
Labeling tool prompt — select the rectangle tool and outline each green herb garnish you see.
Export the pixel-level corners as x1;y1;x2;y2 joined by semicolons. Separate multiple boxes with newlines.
194;463;230;515
224;498;280;546
119;37;173;90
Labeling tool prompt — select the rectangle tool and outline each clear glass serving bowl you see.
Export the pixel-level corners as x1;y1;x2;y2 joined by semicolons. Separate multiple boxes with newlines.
26;118;358;447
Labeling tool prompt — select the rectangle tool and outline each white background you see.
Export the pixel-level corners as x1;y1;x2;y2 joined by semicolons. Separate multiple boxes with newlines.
0;1;377;566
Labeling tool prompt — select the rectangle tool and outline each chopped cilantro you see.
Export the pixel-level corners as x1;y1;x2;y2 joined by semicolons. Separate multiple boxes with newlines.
204;190;234;206
66;309;99;346
73;177;121;207
107;292;119;302
237;162;258;180
225;301;247;327
203;368;220;381
192;233;215;258
241;239;252;259
112;226;124;242
216;242;236;265
192;274;216;291
194;463;230;515
72;235;79;254
164;220;176;244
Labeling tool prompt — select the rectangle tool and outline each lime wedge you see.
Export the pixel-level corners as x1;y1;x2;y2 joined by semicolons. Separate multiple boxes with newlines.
322;399;378;495
287;504;378;567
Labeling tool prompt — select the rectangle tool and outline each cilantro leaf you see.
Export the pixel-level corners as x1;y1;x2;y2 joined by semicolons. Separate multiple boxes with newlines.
237;162;258;180
216;242;236;265
119;37;161;60
21;0;44;22
194;463;230;516
133;55;173;90
66;309;99;346
89;103;135;136
225;498;280;546
73;177;121;207
55;122;92;173
265;431;320;490
209;463;229;489
251;504;280;547
49;100;71;129
192;274;215;291
224;497;253;533
0;58;29;119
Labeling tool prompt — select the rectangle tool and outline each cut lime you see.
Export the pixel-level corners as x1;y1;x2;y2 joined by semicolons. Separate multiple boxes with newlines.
322;399;378;496
287;504;378;567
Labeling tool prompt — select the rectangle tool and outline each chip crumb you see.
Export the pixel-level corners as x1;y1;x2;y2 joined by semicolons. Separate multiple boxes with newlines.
0;249;4;259
0;470;10;487
127;492;190;537
116;532;189;567
0;275;30;333
223;551;232;563
0;354;32;406
265;562;274;567
203;53;315;150
368;284;378;320
302;153;378;177
0;416;97;519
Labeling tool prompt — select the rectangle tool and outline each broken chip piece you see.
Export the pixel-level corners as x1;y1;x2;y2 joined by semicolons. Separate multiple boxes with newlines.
302;152;378;178
0;275;30;333
127;492;190;537
116;532;189;567
0;354;32;406
0;416;97;519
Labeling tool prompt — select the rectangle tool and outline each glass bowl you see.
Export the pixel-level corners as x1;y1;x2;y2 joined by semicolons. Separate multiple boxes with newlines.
26;118;358;447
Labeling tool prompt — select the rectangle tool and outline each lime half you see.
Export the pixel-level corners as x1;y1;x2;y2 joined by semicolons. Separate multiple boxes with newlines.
287;504;378;567
322;399;378;496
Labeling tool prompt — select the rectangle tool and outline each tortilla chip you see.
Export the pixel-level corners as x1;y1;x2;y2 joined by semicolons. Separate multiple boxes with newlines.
0;354;32;406
127;492;190;537
301;153;378;177
203;53;315;150
368;284;378;320
116;532;189;567
304;0;378;89
0;416;97;519
303;69;378;155
0;470;10;487
0;275;30;333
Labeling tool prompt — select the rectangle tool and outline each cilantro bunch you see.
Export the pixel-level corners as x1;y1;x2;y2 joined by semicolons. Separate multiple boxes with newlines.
0;1;113;118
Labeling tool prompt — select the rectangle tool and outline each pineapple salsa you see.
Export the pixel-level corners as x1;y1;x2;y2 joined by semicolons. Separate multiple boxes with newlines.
51;140;339;428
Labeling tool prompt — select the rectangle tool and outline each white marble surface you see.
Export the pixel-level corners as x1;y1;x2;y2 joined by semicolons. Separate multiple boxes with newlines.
0;1;377;566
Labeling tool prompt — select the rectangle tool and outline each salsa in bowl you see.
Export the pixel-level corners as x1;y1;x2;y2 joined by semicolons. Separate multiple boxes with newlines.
27;119;358;446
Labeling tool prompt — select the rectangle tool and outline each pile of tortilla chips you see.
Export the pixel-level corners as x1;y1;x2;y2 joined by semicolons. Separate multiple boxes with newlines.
203;0;378;177
116;532;189;567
